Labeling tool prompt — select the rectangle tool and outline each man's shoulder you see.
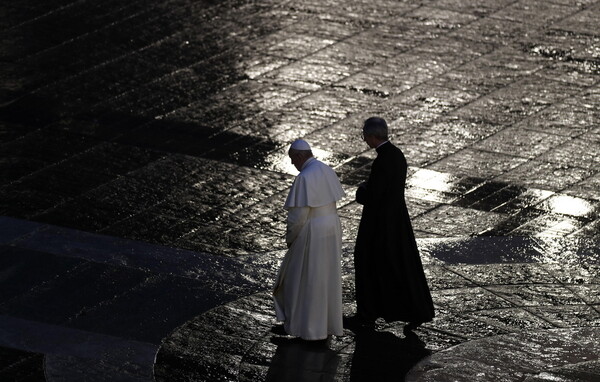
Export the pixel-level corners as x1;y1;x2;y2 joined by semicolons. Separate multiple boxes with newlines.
302;158;329;172
300;159;339;180
378;142;406;166
379;142;402;155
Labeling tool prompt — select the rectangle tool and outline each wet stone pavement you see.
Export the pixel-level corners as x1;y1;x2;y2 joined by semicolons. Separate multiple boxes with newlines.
0;0;599;381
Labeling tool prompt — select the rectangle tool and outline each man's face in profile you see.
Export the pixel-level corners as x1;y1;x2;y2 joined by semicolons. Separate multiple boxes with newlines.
362;131;376;149
289;152;303;171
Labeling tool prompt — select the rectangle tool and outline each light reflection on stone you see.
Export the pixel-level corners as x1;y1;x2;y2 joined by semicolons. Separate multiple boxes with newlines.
263;147;349;175
529;236;600;265
405;187;459;204
515;188;555;206
542;194;595;217
535;219;582;237
407;168;462;193
408;327;600;381
405;168;469;204
416;236;600;265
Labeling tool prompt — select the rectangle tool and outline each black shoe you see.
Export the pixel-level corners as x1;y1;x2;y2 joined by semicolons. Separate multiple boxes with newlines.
270;324;288;336
403;321;424;334
344;315;375;331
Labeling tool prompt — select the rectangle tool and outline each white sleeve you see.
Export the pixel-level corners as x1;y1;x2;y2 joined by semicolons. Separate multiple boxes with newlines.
286;206;310;246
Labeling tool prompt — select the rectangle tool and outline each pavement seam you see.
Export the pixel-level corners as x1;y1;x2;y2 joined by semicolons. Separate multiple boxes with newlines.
15;0;153;63
8;0;281;105
438;264;585;330
1;0;86;32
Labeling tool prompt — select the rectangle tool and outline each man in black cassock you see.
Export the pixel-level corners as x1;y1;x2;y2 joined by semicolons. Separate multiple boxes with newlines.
351;117;434;332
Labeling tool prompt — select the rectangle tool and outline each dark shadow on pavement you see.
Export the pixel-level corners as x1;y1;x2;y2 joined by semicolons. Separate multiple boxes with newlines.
349;329;430;382
266;337;340;382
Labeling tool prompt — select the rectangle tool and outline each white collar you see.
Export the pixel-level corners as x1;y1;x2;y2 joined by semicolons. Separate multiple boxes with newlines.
301;157;316;170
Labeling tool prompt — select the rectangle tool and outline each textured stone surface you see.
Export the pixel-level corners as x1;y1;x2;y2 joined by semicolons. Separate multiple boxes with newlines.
153;236;600;381
407;328;600;382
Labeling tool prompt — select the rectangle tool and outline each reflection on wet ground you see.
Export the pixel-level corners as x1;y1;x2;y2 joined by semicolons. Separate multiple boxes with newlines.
1;219;599;380
154;237;598;382
0;0;599;380
265;339;341;382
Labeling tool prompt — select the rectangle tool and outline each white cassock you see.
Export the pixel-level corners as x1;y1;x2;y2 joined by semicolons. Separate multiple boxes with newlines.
273;157;346;340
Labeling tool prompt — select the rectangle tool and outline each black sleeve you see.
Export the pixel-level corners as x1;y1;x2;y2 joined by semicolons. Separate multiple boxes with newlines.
355;157;387;207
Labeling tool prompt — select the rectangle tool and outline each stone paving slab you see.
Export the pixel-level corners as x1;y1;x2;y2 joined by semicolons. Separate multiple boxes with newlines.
0;345;45;382
152;233;598;381
406;328;600;382
1;315;156;382
2;215;598;381
154;233;600;381
0;216;269;380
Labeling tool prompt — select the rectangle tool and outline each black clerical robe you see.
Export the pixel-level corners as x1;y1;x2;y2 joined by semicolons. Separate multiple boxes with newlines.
354;141;434;323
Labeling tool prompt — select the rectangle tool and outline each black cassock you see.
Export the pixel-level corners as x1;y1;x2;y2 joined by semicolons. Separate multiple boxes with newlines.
354;141;434;323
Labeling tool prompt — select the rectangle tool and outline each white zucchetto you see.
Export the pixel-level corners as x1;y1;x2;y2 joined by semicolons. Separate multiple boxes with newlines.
290;139;311;151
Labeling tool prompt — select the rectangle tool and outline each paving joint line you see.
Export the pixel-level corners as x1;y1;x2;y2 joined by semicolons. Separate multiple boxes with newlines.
1;0;86;32
14;0;151;62
8;0;274;104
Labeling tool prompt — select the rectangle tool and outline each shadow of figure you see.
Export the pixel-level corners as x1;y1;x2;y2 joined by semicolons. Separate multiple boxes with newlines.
266;338;341;382
349;329;430;382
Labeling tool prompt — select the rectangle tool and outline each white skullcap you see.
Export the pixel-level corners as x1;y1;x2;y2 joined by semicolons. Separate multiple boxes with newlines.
290;139;311;151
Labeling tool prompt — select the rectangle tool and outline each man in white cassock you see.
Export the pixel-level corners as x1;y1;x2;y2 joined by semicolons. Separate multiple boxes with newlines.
273;139;346;341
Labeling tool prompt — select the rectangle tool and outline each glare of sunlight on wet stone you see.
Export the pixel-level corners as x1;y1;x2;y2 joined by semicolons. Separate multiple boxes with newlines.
499;188;555;211
262;146;350;175
514;214;587;238
541;194;596;218
407;168;465;193
529;236;600;266
539;219;585;237
404;170;471;205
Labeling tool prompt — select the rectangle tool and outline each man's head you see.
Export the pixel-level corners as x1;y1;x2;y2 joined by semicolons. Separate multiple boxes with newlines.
288;139;313;171
362;117;388;148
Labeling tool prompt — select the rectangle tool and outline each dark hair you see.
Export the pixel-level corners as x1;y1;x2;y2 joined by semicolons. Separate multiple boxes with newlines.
362;117;388;140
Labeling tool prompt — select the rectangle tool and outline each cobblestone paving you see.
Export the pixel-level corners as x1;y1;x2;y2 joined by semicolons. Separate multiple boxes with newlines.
1;0;599;380
154;239;599;382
